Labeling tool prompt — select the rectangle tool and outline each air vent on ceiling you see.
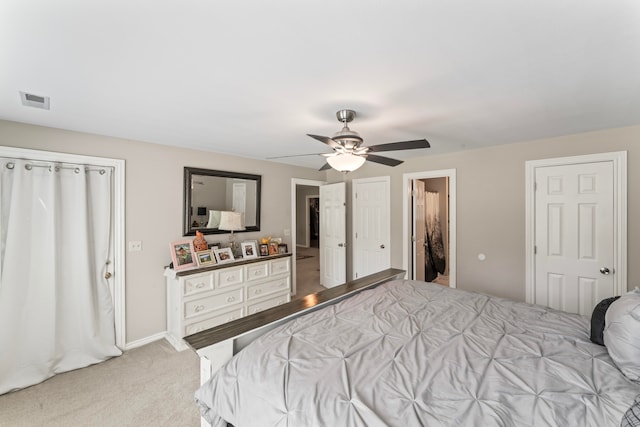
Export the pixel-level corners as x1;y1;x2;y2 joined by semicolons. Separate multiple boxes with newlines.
20;91;50;110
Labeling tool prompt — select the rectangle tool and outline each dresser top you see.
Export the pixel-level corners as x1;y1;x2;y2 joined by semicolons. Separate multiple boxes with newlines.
169;252;291;277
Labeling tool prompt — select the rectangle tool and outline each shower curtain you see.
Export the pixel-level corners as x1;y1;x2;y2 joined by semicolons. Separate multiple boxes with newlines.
0;158;121;394
425;191;446;282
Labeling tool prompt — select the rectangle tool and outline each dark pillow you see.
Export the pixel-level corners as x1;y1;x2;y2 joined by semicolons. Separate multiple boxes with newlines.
590;296;621;345
621;394;640;427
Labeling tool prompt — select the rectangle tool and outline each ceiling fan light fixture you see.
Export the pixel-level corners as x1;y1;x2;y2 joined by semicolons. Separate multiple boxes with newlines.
326;153;366;173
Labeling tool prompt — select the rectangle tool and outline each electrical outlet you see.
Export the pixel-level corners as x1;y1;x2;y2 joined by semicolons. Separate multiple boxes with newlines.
128;241;142;252
284;228;291;236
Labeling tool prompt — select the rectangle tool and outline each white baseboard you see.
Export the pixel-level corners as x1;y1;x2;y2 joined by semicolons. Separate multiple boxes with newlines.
165;333;191;352
123;332;167;351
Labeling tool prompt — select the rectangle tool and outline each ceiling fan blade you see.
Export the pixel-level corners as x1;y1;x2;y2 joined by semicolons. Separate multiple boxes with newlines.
366;139;430;153
319;163;332;171
307;134;342;150
266;153;327;159
365;154;404;167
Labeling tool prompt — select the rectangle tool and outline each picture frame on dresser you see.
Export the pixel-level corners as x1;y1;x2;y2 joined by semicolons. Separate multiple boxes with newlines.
170;239;197;271
259;244;269;256
268;241;279;255
195;249;216;267
241;241;258;259
213;247;235;263
278;243;288;254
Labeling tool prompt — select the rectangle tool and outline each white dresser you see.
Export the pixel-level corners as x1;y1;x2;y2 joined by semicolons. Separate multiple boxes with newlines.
165;254;291;351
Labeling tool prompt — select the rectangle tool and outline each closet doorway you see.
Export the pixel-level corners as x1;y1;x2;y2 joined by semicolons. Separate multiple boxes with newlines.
291;179;326;298
0;146;125;394
307;196;320;248
402;169;457;288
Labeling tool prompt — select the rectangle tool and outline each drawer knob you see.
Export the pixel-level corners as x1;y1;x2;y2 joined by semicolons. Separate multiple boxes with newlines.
227;276;234;282
196;283;205;288
254;289;262;294
227;296;235;302
194;305;204;312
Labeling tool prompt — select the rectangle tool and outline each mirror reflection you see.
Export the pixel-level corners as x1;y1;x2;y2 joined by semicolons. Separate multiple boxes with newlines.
183;167;261;236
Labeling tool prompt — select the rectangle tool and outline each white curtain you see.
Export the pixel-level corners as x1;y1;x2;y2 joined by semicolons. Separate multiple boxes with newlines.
0;158;121;394
425;191;446;282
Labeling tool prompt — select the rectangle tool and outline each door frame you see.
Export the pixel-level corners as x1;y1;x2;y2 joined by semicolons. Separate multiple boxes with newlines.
0;146;126;349
402;169;457;288
525;151;627;304
352;176;391;280
291;178;326;296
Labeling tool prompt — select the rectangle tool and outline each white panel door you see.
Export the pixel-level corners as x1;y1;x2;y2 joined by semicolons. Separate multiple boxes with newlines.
232;182;246;215
535;161;615;315
320;182;346;287
353;177;390;279
412;180;426;281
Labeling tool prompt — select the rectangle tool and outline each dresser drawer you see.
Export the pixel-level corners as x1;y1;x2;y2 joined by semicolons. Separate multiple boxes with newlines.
182;272;215;296
246;261;269;282
183;307;244;336
247;291;290;315
184;288;243;319
247;276;290;301
166;255;293;352
218;266;244;288
270;258;290;275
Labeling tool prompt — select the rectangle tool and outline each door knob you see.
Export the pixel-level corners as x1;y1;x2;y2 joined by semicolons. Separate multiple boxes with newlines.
599;267;611;275
104;271;113;279
380;244;385;249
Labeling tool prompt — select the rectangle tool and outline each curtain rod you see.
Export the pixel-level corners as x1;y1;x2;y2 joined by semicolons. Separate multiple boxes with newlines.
4;161;109;175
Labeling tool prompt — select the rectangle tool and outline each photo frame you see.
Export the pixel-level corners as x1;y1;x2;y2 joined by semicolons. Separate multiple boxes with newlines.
271;237;283;244
241;240;258;259
278;243;288;254
259;244;269;256
214;247;235;264
170;239;197;271
268;241;279;255
195;249;216;267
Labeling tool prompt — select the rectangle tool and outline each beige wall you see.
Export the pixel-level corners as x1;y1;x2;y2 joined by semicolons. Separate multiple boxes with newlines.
0;120;325;344
330;124;640;302
2;119;639;343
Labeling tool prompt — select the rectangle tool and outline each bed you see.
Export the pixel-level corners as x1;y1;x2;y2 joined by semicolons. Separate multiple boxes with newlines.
194;280;640;426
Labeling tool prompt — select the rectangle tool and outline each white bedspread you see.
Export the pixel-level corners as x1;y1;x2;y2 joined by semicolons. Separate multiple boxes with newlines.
195;280;640;426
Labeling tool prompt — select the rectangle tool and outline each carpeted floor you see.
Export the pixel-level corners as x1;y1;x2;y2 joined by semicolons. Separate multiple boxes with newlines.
0;339;200;427
0;252;327;426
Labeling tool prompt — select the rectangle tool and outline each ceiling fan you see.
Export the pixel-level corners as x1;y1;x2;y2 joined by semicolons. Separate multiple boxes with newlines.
306;109;431;172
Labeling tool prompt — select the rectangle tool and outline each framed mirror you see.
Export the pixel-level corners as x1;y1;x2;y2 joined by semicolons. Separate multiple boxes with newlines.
183;167;261;236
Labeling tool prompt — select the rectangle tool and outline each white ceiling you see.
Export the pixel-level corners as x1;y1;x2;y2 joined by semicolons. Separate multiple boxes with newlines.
2;1;640;170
